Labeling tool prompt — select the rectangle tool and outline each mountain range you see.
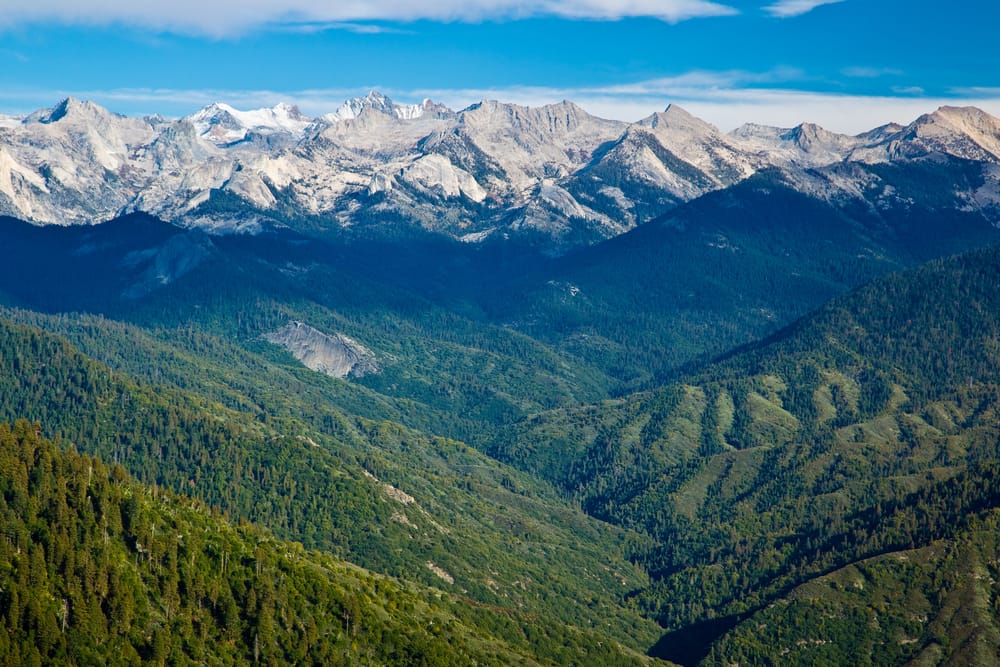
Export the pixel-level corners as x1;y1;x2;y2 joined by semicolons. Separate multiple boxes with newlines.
1;94;998;251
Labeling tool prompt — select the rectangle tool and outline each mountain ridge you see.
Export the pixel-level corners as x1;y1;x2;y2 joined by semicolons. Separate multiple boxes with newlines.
2;94;997;252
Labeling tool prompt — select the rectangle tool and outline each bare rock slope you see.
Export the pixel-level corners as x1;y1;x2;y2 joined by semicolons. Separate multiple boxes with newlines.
264;321;378;379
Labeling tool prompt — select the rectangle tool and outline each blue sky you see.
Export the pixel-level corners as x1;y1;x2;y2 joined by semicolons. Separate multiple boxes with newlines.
0;0;997;132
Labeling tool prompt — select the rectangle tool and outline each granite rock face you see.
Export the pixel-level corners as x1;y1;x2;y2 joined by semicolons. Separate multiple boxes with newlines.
264;321;378;379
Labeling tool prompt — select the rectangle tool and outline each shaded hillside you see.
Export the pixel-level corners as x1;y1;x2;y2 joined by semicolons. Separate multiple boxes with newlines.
498;160;1000;386
0;214;612;443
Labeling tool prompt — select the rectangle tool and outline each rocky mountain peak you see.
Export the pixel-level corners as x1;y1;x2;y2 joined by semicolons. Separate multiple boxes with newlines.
459;98;607;137
857;122;906;143
354;89;395;113
26;97;121;126
644;103;724;138
659;103;698;121
889;105;1000;162
329;89;434;122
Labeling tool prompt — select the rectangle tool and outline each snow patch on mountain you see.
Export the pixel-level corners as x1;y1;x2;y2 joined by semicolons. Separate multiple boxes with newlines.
326;90;447;123
459;227;497;243
186;102;311;145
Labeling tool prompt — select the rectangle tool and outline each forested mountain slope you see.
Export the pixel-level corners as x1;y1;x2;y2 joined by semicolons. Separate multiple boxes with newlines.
0;316;662;654
708;509;1000;665
3;145;1000;420
0;420;656;666
495;244;1000;663
0;213;613;444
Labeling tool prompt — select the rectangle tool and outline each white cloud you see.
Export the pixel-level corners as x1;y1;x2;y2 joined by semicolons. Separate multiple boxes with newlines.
0;0;738;37
841;66;902;78
275;22;413;35
4;76;1000;135
763;0;843;18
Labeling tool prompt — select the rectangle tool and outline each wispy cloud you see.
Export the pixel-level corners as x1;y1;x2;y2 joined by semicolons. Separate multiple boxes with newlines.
274;22;413;36
763;0;843;18
841;66;902;79
950;87;1000;97
0;0;738;37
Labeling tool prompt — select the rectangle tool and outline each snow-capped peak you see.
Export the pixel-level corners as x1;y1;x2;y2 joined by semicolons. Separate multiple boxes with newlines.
186;102;312;145
338;90;394;119
326;90;450;123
